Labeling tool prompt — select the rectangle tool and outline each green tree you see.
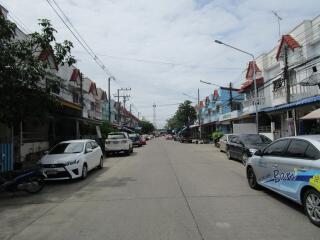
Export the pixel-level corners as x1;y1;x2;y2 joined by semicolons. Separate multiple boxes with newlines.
0;16;76;127
100;121;117;139
165;100;197;130
139;119;155;134
176;100;197;127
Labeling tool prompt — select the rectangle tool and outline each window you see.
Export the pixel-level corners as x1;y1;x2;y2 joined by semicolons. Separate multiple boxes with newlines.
312;66;317;72
231;136;240;143
305;144;320;160
49;142;84;154
263;139;290;156
286;140;309;158
91;141;98;149
85;142;93;152
220;136;226;141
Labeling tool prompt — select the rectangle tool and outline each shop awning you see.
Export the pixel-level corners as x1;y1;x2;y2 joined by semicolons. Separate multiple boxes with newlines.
261;95;320;113
301;108;320;120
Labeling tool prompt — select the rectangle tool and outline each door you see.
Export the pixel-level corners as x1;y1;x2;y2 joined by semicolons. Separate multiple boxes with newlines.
255;139;291;191
85;142;95;170
277;140;320;199
91;141;101;166
229;136;244;160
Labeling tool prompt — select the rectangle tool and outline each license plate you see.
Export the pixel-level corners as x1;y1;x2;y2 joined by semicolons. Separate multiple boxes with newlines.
46;170;58;175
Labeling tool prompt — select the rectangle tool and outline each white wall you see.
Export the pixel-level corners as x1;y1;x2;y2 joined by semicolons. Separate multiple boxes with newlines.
233;123;257;134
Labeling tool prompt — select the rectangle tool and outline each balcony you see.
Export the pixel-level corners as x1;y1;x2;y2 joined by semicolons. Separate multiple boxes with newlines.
272;82;320;107
88;110;102;120
242;97;265;114
218;110;241;121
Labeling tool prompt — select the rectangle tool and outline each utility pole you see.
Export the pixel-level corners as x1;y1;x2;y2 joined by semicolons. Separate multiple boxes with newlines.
198;88;202;139
114;88;131;125
284;45;290;103
229;82;233;111
153;103;157;130
108;77;112;122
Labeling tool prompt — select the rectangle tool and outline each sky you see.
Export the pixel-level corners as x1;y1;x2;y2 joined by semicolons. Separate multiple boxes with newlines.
1;0;320;128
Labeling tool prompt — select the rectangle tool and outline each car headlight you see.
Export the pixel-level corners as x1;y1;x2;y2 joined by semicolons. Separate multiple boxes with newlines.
65;159;80;166
249;149;258;154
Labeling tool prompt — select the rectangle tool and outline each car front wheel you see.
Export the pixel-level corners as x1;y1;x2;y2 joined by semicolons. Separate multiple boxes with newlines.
247;167;260;190
227;150;232;160
303;189;320;227
81;164;88;179
242;153;249;166
98;157;103;169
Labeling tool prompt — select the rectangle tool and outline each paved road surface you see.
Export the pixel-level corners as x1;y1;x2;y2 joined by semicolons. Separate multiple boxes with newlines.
0;138;319;240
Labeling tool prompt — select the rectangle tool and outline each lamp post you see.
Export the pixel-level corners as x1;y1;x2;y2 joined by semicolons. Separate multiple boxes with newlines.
214;40;259;134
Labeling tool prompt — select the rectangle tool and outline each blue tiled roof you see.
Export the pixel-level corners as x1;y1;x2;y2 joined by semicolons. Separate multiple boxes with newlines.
261;95;320;113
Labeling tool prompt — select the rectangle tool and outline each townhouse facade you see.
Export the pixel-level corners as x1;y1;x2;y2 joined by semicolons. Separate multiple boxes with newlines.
196;15;320;141
0;4;140;166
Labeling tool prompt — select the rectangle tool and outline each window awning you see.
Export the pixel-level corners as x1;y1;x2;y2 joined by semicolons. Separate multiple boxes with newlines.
261;95;320;113
301;108;320;120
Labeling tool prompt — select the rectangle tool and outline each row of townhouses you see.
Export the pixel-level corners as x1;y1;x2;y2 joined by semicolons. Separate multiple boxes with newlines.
195;15;320;141
0;5;139;169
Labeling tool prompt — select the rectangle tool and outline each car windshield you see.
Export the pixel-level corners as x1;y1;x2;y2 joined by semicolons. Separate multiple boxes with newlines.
49;142;84;154
108;134;125;139
241;135;272;144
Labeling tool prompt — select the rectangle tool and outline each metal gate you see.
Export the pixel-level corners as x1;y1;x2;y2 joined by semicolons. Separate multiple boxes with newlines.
0;143;13;173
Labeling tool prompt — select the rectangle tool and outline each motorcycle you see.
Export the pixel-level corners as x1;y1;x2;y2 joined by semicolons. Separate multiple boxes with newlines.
0;161;46;194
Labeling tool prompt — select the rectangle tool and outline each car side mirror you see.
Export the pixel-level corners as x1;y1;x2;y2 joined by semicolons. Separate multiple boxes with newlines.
255;149;263;156
86;148;93;153
44;150;49;155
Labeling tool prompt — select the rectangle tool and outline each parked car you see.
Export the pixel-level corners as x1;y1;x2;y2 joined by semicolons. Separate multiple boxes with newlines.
40;140;104;180
105;132;133;155
166;134;173;140
140;135;147;145
246;135;320;227
226;134;272;165
218;134;234;152
129;133;142;147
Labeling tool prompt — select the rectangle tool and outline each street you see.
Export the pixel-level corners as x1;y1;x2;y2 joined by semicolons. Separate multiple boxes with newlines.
1;138;319;240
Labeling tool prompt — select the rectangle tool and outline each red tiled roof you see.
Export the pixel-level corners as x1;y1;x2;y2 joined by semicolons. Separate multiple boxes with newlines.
276;35;300;60
38;48;59;71
70;68;80;82
238;77;264;93
245;61;261;80
213;89;219;99
239;61;264;93
89;82;97;95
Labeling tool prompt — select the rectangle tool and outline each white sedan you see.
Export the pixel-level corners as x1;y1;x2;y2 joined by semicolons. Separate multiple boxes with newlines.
40;139;104;180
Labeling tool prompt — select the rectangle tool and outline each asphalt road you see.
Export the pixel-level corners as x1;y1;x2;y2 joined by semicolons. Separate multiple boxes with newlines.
0;138;319;240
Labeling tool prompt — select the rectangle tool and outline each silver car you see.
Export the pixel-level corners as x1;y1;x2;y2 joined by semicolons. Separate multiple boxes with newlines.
218;134;234;152
246;135;320;227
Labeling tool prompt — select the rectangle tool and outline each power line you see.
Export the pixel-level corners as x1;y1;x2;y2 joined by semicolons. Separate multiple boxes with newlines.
45;0;114;78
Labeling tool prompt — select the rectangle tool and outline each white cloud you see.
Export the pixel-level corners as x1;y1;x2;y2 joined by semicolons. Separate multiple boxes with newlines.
1;0;320;127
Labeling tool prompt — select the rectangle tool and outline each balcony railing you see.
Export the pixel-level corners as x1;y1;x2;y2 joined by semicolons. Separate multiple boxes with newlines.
88;110;102;120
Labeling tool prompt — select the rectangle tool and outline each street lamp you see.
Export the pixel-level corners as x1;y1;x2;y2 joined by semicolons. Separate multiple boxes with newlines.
214;40;259;134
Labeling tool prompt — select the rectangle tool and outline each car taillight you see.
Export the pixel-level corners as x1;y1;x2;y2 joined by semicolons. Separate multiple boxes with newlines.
121;140;127;144
105;140;111;144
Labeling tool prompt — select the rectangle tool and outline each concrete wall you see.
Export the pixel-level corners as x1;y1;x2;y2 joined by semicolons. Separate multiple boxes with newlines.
20;141;49;162
233;123;257;134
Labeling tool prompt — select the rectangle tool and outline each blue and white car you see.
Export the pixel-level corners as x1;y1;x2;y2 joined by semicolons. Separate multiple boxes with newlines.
246;135;320;227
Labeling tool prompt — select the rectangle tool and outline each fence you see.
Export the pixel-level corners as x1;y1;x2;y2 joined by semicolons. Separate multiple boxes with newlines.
0;143;13;173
